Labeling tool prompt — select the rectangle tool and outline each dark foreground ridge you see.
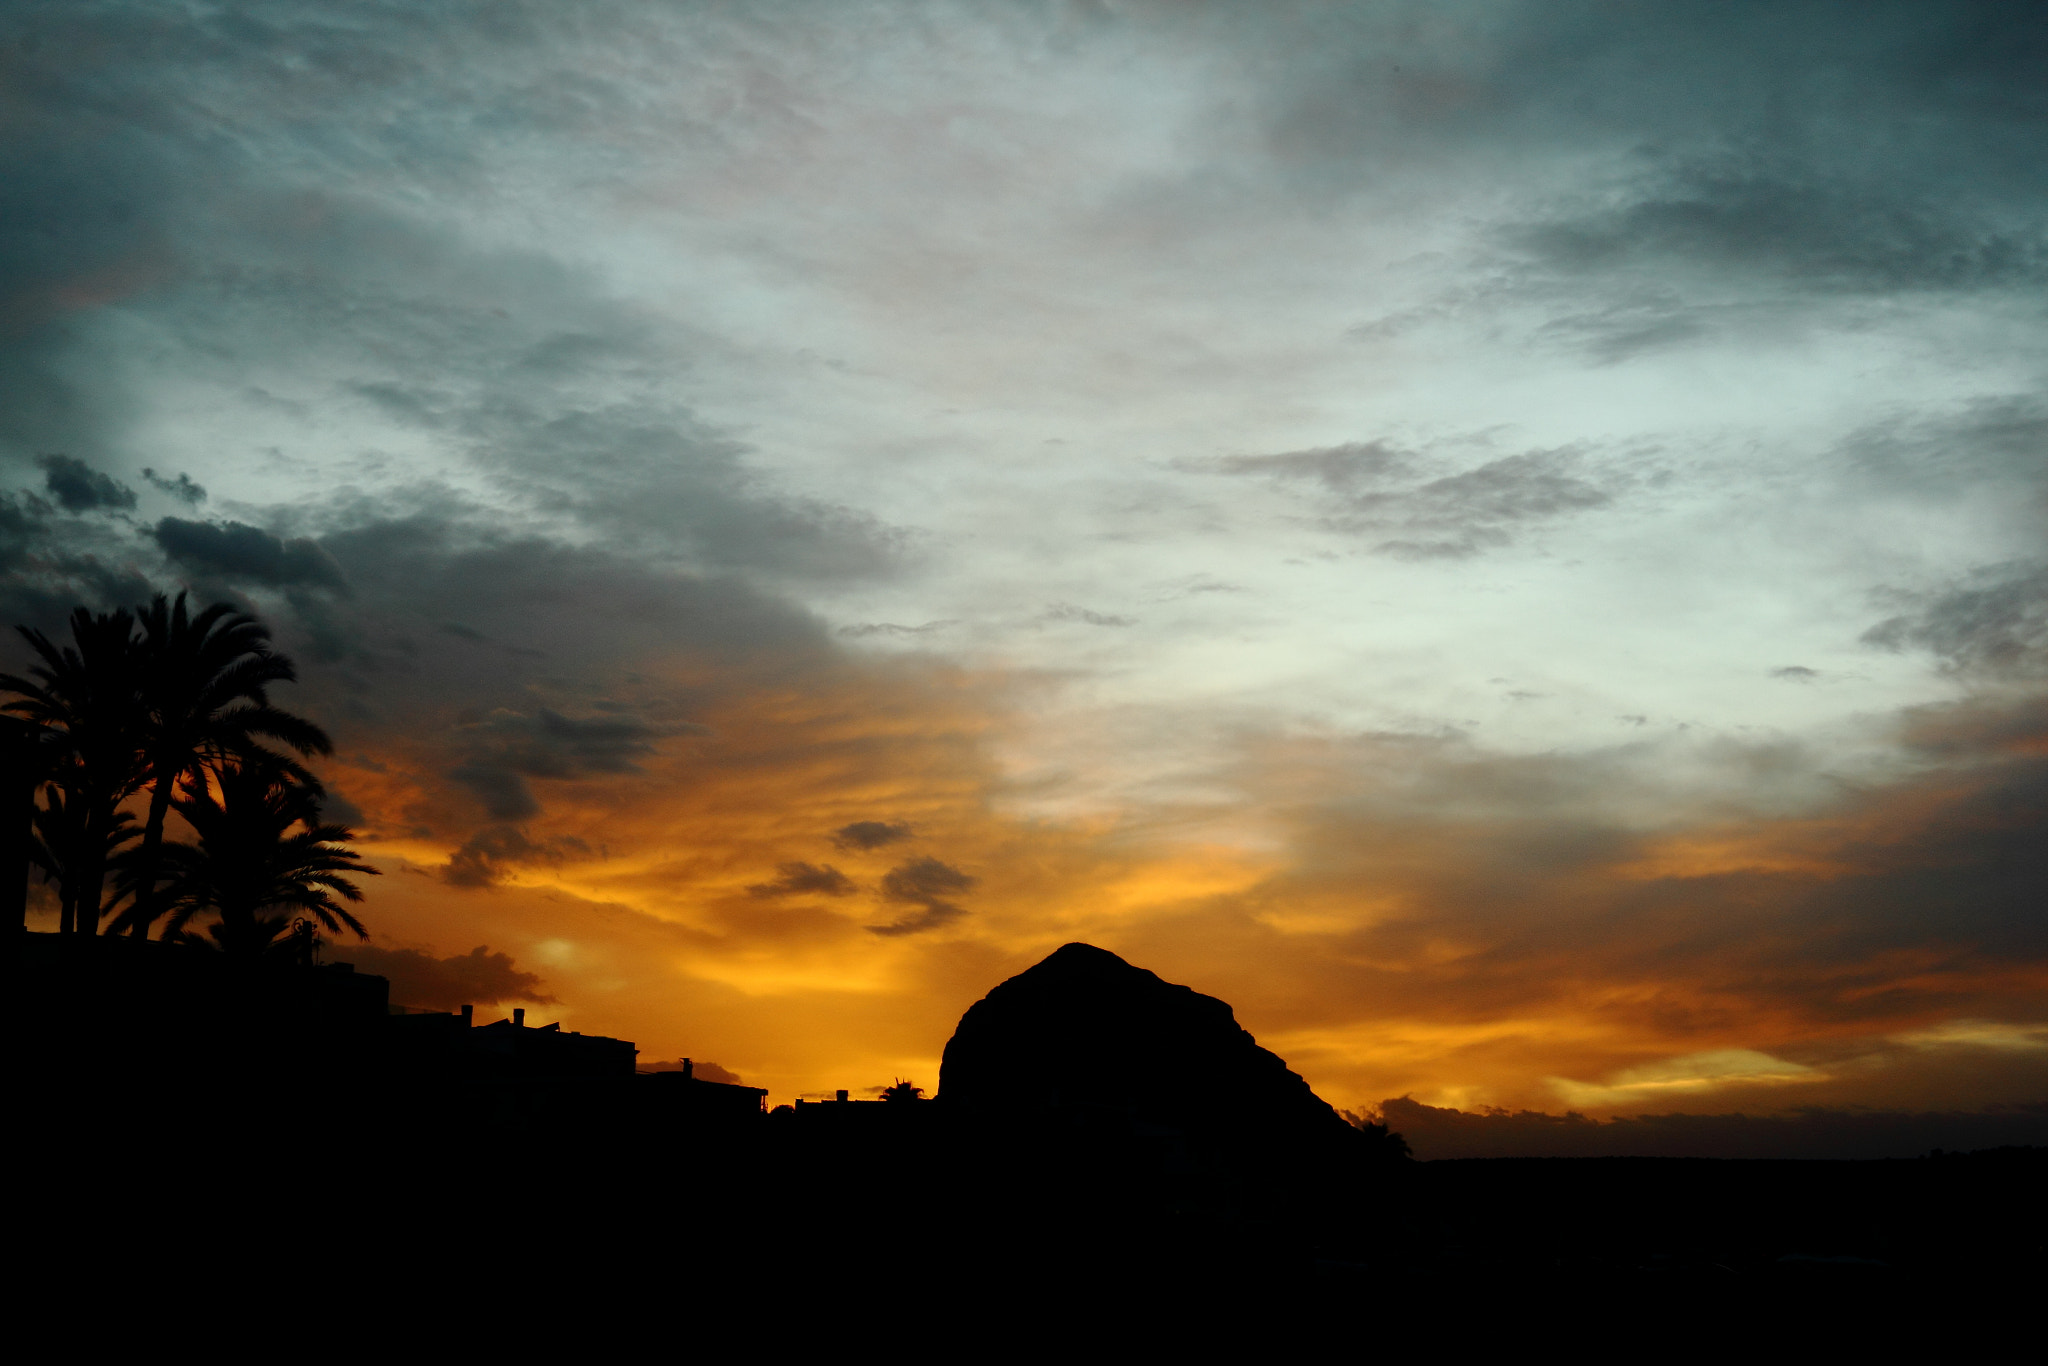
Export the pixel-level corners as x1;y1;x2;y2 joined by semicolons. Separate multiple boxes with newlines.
13;931;2044;1334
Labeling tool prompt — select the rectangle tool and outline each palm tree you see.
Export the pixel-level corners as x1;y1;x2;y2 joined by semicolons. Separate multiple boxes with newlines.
136;761;377;957
120;593;333;940
0;607;147;933
28;781;141;934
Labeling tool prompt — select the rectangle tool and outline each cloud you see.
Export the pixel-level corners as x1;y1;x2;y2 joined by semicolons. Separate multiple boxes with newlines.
837;621;956;639
748;862;857;898
1863;562;2048;678
867;856;978;937
333;943;556;1011
37;455;134;513
832;820;914;852
639;1058;745;1084
142;468;206;504
441;825;591;887
1204;442;1412;490
1204;443;1614;557
1842;395;2048;501
1040;603;1136;628
153;518;347;590
1771;666;1819;681
461;707;670;779
1376;1096;2048;1161
1508;160;2048;296
448;765;540;822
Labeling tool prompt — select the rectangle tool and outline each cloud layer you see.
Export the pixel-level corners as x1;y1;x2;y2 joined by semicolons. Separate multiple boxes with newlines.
2;2;2044;1127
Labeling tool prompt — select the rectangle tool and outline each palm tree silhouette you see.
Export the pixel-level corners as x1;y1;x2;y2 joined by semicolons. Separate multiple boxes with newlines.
28;782;141;934
120;593;332;939
134;761;378;957
1;607;146;934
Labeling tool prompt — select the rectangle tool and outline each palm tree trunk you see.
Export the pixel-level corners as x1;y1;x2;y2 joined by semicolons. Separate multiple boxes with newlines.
127;772;175;939
74;800;110;936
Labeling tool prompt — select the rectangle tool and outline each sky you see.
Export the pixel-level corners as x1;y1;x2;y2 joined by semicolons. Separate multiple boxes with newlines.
4;1;2045;1142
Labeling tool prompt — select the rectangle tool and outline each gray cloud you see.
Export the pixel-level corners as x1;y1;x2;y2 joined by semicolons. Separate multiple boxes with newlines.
443;703;697;825
748;862;857;899
1842;395;2048;502
1040;603;1136;628
1205;442;1412;490
154;518;347;590
0;4;911;596
1379;1095;2048;1161
0;485;163;641
1508;160;2048;296
1864;563;2048;679
1206;443;1614;558
867;856;977;937
142;468;207;504
639;1058;744;1084
38;455;135;513
836;620;956;638
832;820;914;852
441;824;592;888
334;943;556;1011
462;707;669;778
448;764;539;822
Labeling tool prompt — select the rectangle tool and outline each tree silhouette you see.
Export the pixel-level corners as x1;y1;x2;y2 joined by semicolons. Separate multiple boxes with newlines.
129;761;377;957
1;607;146;933
27;783;140;934
880;1078;926;1102
120;593;332;939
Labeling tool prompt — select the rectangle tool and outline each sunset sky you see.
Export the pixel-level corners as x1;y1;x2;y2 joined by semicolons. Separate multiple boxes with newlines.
4;2;2045;1128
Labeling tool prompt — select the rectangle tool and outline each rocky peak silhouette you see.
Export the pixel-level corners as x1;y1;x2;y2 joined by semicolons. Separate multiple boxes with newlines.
938;942;1358;1160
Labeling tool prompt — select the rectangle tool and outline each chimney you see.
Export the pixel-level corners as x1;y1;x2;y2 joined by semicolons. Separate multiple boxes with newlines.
836;1089;849;1103
458;1004;473;1027
682;1057;694;1080
513;1008;526;1027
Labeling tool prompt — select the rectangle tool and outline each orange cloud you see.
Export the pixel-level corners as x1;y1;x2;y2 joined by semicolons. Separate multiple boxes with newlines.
303;651;2048;1119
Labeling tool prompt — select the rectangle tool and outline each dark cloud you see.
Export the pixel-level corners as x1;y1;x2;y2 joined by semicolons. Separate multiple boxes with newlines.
0;485;164;643
1203;442;1411;490
1237;3;2048;357
153;518;346;590
441;824;592;888
1530;291;1715;365
1771;666;1819;681
448;764;539;822
1206;443;1614;558
0;6;910;594
445;704;692;825
461;401;905;581
1040;603;1136;628
1842;395;2048;502
333;943;556;1011
37;455;135;513
463;707;669;779
1508;161;2048;295
748;862;857;899
1379;1096;2048;1161
832;820;914;851
639;1058;744;1084
141;469;206;505
837;620;956;638
867;856;977;937
1863;563;2048;678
